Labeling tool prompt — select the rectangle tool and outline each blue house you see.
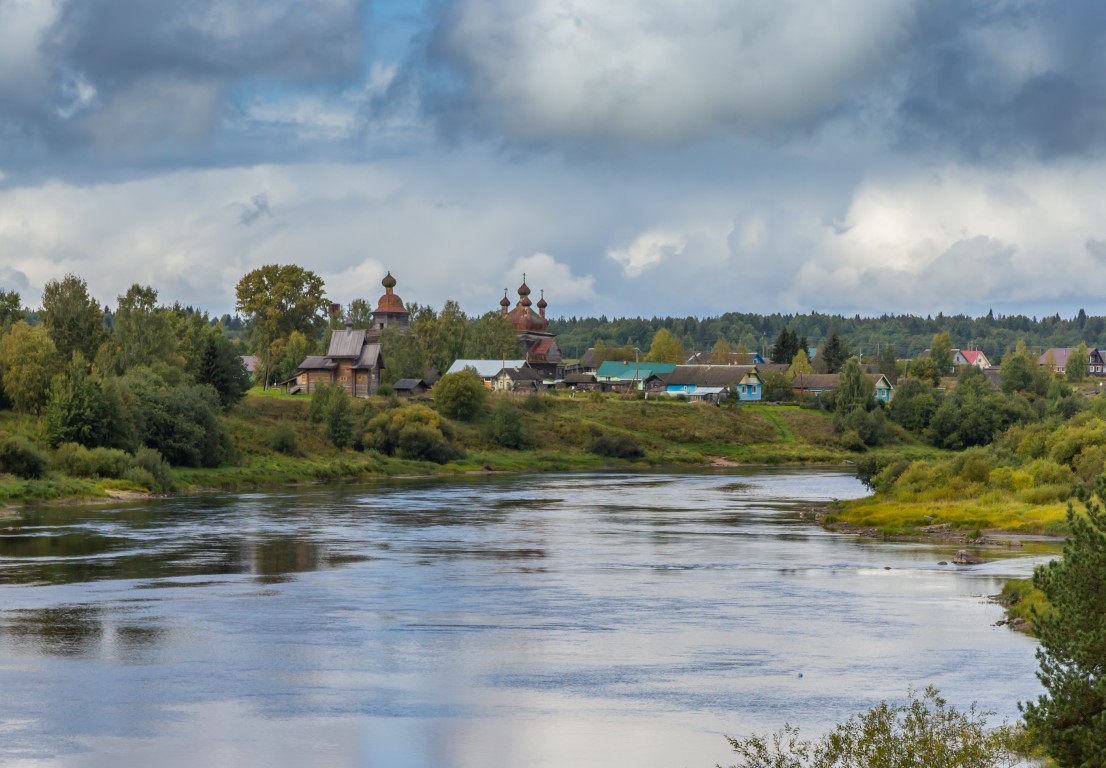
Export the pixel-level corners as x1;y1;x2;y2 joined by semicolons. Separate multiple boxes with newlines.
645;365;763;402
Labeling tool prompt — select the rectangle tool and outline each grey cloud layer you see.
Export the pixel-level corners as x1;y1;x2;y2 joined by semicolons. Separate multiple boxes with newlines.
894;1;1106;159
4;0;1106;320
0;0;365;171
5;0;1106;172
421;0;1106;159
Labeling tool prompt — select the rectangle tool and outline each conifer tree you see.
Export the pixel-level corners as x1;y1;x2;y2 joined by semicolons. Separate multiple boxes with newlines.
820;332;848;373
1022;477;1106;767
771;328;798;365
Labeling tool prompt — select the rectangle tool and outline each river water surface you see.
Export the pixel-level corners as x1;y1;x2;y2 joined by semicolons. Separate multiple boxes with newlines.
0;470;1050;767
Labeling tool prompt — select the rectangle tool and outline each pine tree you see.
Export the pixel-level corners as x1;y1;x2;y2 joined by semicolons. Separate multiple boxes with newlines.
1022;477;1106;767
821;332;848;373
771;328;798;365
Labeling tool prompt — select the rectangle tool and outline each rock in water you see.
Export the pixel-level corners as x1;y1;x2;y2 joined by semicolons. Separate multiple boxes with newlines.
952;550;984;565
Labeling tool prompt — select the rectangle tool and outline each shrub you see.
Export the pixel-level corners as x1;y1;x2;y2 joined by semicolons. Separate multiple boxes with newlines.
321;387;354;449
433;370;488;421
854;454;889;490
722;686;1020;768
840;406;886;446
589;433;644;460
395;423;463;464
1024;458;1074;486
132;447;174;493
837;429;866;452
308;384;338;424
760;372;794;402
1018;483;1073;505
520;394;552;413
271;423;300;455
950;448;997;484
869;459;911;494
121;467;157;490
364;404;464;464
1074;444;1106;483
0;437;49;479
487;401;526;449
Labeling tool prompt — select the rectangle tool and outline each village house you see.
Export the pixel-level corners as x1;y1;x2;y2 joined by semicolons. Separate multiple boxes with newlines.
240;355;259;381
493;366;546;393
294;324;384;396
916;347;990;372
556;373;599;392
446;358;529;388
685;350;765;366
595;360;678;389
646;365;763;402
392;378;430;397
1038;347;1106;377
563;347;609;376
292;273;408;396
791;373;894;403
959;349;991;368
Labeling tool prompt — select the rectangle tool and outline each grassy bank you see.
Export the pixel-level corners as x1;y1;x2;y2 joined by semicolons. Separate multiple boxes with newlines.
828;414;1106;537
3;391;936;503
826;496;1070;538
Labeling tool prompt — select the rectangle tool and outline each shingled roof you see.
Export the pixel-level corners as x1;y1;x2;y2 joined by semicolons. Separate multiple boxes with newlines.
327;328;368;358
658;365;759;387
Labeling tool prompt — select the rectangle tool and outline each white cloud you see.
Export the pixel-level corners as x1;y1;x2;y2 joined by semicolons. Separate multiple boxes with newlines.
507;252;597;307
240;64;402;142
606;230;686;277
0;158;603;315
4;149;1106;320
434;0;915;142
783;162;1106;311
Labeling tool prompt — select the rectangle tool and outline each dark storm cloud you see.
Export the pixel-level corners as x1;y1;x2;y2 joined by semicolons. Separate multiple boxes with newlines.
894;0;1106;160
0;0;366;172
49;0;364;83
414;0;1106;161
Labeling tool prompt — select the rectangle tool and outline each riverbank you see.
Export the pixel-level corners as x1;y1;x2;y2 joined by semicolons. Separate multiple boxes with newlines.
1;392;940;505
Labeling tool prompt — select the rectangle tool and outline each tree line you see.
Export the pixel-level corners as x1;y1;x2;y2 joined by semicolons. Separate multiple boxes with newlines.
549;307;1106;362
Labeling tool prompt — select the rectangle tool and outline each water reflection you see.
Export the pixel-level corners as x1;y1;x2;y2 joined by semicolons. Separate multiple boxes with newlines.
2;604;166;659
249;538;321;582
0;470;1054;768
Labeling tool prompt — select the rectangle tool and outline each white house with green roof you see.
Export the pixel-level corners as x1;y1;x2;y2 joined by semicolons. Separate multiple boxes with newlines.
595;361;678;389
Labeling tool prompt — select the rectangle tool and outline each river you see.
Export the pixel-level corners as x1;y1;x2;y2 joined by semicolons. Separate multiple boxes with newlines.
0;469;1051;767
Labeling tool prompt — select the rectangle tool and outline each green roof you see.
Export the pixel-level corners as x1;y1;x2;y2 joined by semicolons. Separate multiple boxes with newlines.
595;361;678;380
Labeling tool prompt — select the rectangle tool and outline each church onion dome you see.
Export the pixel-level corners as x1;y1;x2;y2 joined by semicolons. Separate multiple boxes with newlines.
374;271;407;314
536;290;547;311
500;290;511;308
504;275;549;332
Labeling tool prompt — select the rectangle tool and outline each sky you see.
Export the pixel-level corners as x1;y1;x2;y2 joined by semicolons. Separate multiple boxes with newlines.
3;0;1106;321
